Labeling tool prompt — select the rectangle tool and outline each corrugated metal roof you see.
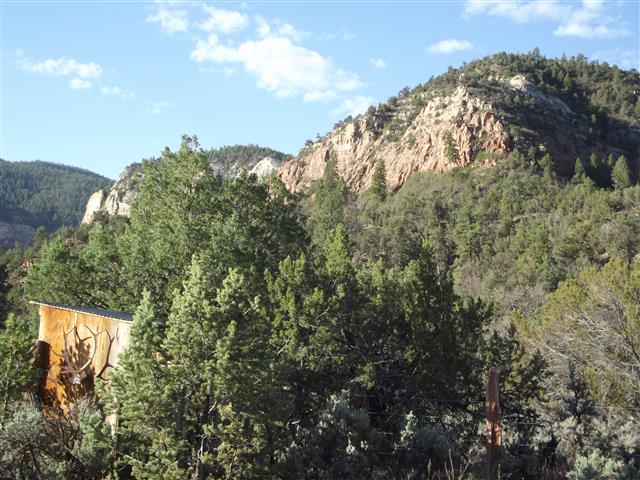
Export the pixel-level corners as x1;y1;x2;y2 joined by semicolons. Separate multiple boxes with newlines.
29;301;133;322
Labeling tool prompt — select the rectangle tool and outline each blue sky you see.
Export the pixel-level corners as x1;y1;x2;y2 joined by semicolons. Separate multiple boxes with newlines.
2;0;638;179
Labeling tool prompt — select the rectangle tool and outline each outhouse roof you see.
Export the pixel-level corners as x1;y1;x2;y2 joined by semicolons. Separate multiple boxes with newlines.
29;301;133;323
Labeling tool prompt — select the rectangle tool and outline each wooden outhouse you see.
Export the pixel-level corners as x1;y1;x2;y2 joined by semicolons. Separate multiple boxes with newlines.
31;301;133;411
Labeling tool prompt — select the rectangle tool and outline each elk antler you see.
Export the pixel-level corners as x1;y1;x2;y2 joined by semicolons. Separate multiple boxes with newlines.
56;325;102;385
95;329;118;381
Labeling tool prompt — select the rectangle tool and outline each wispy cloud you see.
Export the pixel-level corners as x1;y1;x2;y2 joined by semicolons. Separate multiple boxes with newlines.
255;16;309;43
70;78;92;90
426;39;473;55
148;101;171;114
190;19;364;102
591;48;638;69
146;6;189;34
331;96;376;117
20;57;102;79
20;55;103;91
464;0;631;39
554;22;630;39
369;58;387;68
101;85;136;99
318;28;356;42
200;5;248;34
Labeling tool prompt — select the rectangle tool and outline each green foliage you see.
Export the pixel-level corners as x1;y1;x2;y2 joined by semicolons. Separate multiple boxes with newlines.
567;450;636;480
12;129;640;478
611;156;632;189
444;132;461;166
307;154;349;248
0;159;111;246
0;399;115;480
207;144;292;179
536;260;640;413
369;159;387;201
0;314;37;422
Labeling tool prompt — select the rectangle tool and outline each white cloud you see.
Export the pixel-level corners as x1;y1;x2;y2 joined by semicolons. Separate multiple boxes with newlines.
464;0;570;23
464;0;631;39
70;78;92;89
255;16;309;42
148;101;171;114
426;39;473;55
191;33;363;101
146;6;188;34
554;23;630;39
21;57;102;78
101;85;136;99
200;6;248;34
369;58;387;68
331;96;376;117
318;29;356;42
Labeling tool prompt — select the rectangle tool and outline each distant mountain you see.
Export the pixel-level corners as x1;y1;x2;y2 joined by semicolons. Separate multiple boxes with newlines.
0;160;112;247
82;144;291;223
279;51;640;194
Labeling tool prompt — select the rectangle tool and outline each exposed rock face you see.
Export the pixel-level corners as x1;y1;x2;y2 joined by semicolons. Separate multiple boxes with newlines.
249;157;282;177
507;74;573;116
81;164;142;224
279;86;510;194
81;190;106;224
82;152;285;223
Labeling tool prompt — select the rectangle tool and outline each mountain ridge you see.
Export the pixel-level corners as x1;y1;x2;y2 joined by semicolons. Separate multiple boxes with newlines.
0;159;112;247
81;145;291;224
278;51;640;194
79;51;640;224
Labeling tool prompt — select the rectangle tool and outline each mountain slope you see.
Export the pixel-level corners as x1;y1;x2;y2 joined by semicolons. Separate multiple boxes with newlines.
279;51;640;194
0;160;112;247
82;144;292;223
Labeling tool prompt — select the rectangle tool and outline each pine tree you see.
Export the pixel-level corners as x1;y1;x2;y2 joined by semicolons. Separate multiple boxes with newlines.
563;72;573;92
611;155;632;189
106;290;184;479
443;132;461;166
308;154;348;247
572;157;588;183
369;159;387;201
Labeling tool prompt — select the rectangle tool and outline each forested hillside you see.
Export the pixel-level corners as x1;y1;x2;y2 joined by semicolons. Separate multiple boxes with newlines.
81;144;291;223
0;52;639;479
282;50;640;193
0;160;111;246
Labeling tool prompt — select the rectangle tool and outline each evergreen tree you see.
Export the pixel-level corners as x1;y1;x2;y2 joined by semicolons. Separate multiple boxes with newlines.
106;290;183;479
0;314;36;423
369;159;387;201
307;154;349;247
563;72;573;91
443;132;461;165
572;157;588;183
611;155;632;189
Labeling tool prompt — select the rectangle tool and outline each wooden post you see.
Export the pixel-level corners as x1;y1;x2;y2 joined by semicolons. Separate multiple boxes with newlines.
486;366;505;479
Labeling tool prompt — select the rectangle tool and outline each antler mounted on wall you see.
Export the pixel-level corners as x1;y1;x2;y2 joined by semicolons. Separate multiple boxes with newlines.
51;324;117;385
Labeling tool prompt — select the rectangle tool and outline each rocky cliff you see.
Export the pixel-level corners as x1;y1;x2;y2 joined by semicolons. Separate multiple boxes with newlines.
279;85;510;193
82;164;142;224
82;147;286;224
279;53;640;194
